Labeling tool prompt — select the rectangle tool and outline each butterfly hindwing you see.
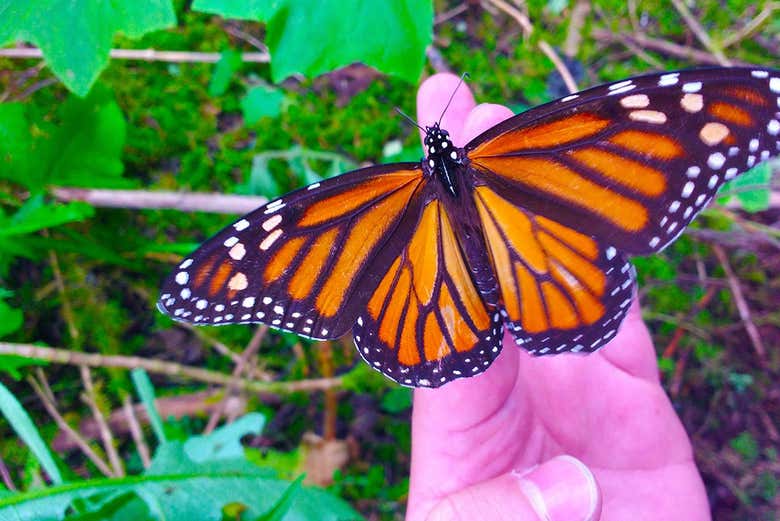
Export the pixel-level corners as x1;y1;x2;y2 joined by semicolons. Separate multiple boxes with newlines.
353;199;503;387
158;163;426;340
473;186;635;355
467;67;780;254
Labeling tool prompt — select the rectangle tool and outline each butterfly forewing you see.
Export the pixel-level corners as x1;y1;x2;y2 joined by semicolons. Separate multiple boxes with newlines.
353;200;503;387
466;68;780;254
158;163;427;339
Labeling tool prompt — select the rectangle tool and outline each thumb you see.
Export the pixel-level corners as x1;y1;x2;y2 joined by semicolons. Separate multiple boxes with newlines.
425;456;601;521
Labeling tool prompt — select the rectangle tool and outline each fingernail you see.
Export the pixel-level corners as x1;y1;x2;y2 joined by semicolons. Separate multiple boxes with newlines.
513;455;599;521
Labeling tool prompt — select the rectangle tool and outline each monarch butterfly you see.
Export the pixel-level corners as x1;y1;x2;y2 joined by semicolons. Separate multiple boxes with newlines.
159;67;780;388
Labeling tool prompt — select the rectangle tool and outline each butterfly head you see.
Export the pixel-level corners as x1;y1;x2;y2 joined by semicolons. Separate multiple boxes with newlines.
424;123;459;163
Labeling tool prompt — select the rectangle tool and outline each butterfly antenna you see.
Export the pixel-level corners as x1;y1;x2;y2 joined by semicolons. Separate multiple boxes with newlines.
395;107;425;132
437;72;470;124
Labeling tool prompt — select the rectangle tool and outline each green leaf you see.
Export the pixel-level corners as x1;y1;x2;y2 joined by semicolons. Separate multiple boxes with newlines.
0;381;64;485
0;470;361;521
0;0;176;96
0;355;48;380
720;161;772;212
184;413;265;463
208;50;243;96
0;196;94;237
381;387;412;413
192;0;280;21
0;289;23;338
0;87;128;191
130;369;167;444
245;154;283;198
241;85;285;124
253;475;303;521
266;0;433;83
0;103;34;184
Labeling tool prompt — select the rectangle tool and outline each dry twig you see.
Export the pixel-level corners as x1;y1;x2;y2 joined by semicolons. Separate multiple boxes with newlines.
27;372;114;477
122;395;152;469
0;47;270;63
669;0;731;65
3;342;342;393
52;187;266;215
712;245;767;360
485;0;578;93
203;325;268;434
722;2;780;48
80;366;124;476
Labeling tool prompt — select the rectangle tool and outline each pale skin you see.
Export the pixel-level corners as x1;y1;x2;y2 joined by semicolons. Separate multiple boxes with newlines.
405;73;711;521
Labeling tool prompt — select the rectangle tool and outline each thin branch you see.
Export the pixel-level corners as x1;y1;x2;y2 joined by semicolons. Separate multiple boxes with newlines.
47;246;79;342
0;47;270;63
563;0;590;58
80;366;124;477
669;0;731;66
122;395;151;469
434;2;469;25
712;245;767;360
591;29;751;66
722;2;780;48
178;322;244;365
4;342;343;393
27;373;114;477
203;325;268;434
485;0;578;93
52;187;266;215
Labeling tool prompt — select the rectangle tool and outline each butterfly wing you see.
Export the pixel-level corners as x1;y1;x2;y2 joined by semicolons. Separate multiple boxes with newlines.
158;163;427;340
466;67;780;255
473;185;634;354
352;198;503;387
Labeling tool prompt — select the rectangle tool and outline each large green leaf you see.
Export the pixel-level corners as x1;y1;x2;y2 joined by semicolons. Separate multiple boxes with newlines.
0;87;128;191
192;0;279;21
0;0;176;96
266;0;432;83
0;440;362;521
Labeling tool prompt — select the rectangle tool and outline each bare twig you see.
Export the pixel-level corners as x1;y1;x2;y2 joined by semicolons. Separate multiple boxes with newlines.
4;342;343;393
220;23;268;53
52;187;266;215
0;47;270;63
80;366;124;477
122;395;151;469
435;2;469;25
563;0;590;58
486;0;578;93
203;325;268;434
426;46;451;74
591;29;751;66
712;245;767;360
722;2;780;48
47;247;79;342
178;322;243;365
669;0;731;65
27;373;114;477
661;285;718;359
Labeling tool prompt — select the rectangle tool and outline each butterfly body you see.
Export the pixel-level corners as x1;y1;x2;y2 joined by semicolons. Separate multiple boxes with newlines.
159;67;780;388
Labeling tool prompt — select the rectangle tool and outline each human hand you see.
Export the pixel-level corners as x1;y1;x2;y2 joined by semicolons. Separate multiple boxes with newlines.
405;73;710;521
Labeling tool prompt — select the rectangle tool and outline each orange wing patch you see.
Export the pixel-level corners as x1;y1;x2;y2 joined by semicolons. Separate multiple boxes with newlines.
475;186;609;333
471;156;649;232
354;201;502;388
470;113;610;157
299;170;420;226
